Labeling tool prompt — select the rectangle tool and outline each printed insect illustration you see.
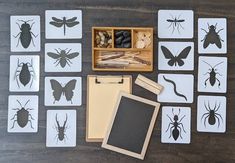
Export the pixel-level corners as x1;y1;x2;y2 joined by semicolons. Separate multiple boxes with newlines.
10;99;34;129
47;48;79;68
49;17;80;35
54;113;68;142
167;14;185;34
201;23;224;49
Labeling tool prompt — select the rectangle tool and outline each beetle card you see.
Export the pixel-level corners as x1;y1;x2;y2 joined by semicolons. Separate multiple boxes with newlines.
198;18;227;54
10;15;40;52
198;56;227;93
9;55;40;92
46;110;77;147
8;95;38;133
197;96;226;133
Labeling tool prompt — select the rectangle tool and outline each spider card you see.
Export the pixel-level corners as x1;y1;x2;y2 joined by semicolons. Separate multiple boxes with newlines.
46;110;77;147
158;42;194;71
8;95;38;133
44;77;82;106
197;96;226;133
9;55;40;92
10;15;40;52
198;18;227;54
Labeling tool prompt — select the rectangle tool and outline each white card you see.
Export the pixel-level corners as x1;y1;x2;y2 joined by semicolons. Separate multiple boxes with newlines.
45;10;82;39
8;95;38;133
161;106;191;144
197;95;226;133
198;18;227;54
9;55;40;92
157;74;194;103
44;77;82;106
46;110;76;147
158;10;194;38
10;15;40;52
198;56;227;93
158;42;194;71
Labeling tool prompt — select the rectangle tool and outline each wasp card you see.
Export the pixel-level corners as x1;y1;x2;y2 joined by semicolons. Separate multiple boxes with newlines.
158;42;194;71
46;110;76;147
158;10;194;39
198;56;227;93
9;55;40;92
45;10;82;39
197;95;226;133
10;15;40;52
8;95;38;133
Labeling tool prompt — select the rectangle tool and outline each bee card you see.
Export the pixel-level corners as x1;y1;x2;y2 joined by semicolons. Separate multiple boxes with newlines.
8;95;38;133
198;56;227;93
158;10;194;39
44;77;82;106
158;42;194;71
9;55;40;92
198;18;227;54
197;95;226;133
161;106;191;144
46;110;77;147
10;15;40;52
45;10;82;39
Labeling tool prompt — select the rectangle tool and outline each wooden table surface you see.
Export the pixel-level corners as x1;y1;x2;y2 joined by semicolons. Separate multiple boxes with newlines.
0;0;234;163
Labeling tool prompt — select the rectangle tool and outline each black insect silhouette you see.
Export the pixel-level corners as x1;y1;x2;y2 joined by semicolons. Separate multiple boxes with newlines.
49;17;80;35
54;113;68;142
167;14;185;34
47;48;79;68
10;99;34;129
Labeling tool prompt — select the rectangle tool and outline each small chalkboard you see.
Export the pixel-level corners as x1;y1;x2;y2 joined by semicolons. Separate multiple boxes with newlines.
102;92;160;160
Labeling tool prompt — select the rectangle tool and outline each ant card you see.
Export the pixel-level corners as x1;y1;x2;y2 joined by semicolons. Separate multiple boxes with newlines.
158;42;194;71
46;110;76;147
158;10;194;39
157;74;194;103
44;77;82;106
198;56;227;93
45;43;82;72
198;18;227;54
197;95;226;133
8;95;38;133
45;10;82;39
10;15;40;52
161;106;191;144
9;55;40;92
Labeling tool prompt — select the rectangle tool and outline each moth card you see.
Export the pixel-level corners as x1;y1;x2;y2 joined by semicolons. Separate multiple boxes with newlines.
158;10;194;39
8;95;38;133
45;43;82;72
44;77;82;106
158;42;194;71
9;55;40;92
10;15;40;52
157;74;194;103
161;106;191;144
198;18;227;54
198;56;227;93
45;10;82;39
197;95;226;133
46;110;76;147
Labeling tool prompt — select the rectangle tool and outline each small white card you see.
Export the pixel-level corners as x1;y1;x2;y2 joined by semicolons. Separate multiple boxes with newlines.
46;110;76;147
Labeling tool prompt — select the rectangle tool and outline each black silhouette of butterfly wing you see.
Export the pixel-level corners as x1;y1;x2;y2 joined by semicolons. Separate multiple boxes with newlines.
47;52;60;59
66;52;79;59
64;79;77;102
50;79;63;102
175;46;191;66
161;46;175;66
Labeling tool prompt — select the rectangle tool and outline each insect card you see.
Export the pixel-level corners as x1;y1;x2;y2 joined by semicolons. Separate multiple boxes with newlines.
9;55;40;92
198;18;227;54
8;95;38;133
158;42;194;71
157;74;194;103
10;15;40;52
45;10;82;39
46;110;76;147
161;106;191;144
198;56;227;93
44;77;82;106
197;95;226;133
158;10;194;39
